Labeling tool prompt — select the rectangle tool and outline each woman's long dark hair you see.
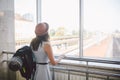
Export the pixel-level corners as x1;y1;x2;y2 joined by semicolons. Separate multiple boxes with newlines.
30;33;49;51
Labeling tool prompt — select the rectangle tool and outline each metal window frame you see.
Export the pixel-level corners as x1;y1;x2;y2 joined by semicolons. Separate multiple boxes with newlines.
79;0;83;57
36;0;42;23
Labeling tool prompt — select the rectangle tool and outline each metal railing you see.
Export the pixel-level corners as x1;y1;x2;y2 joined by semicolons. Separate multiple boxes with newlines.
0;51;120;80
0;51;14;65
51;56;120;80
0;51;16;80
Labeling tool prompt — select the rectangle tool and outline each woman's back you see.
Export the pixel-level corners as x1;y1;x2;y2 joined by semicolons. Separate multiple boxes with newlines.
32;42;51;80
32;42;49;63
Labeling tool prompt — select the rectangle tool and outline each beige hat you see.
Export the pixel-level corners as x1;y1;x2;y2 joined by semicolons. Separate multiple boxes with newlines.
35;22;49;36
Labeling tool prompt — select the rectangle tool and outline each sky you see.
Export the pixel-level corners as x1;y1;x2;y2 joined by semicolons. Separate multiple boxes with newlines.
15;0;36;23
15;0;79;33
41;0;79;32
15;0;120;33
15;0;36;15
83;0;120;33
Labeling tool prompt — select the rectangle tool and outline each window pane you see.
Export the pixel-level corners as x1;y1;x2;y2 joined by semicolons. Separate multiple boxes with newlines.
41;0;80;57
15;0;36;50
82;0;120;58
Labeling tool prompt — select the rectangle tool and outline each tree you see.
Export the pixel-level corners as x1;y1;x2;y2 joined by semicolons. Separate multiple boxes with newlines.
55;27;65;36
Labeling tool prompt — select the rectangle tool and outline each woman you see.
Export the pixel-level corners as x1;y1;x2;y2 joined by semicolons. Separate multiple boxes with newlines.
30;22;64;80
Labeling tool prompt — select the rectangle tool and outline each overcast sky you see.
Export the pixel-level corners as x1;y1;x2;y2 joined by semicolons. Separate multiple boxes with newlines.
15;0;120;33
83;0;120;33
41;0;79;32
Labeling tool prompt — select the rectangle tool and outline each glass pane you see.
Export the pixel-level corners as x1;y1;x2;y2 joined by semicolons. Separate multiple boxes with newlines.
15;0;36;50
82;0;120;58
41;0;80;57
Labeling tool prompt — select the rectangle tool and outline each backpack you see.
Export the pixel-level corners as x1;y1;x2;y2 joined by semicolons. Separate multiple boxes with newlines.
13;46;36;80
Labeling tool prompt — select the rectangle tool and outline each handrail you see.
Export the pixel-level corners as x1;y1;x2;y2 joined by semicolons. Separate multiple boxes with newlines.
2;51;15;54
55;56;120;65
0;51;14;57
53;56;120;80
0;51;14;63
1;60;9;64
50;66;120;78
0;51;120;65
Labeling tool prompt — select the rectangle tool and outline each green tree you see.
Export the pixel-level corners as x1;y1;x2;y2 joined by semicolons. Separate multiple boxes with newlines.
55;27;65;36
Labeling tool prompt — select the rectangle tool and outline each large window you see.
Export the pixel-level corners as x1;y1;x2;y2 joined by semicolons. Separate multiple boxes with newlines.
15;0;36;50
82;0;120;58
41;0;80;56
14;0;120;59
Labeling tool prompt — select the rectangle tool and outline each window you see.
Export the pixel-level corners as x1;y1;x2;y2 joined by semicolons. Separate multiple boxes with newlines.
14;0;120;59
15;0;37;50
82;0;120;58
41;0;80;57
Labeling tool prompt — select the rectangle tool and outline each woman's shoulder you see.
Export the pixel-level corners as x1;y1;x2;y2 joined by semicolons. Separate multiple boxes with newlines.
43;41;51;45
42;41;51;48
42;41;52;49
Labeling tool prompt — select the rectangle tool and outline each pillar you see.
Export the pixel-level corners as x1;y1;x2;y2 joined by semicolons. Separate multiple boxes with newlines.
0;0;16;80
0;0;15;53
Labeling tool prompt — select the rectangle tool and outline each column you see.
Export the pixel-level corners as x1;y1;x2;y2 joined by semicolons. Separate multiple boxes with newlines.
0;0;15;53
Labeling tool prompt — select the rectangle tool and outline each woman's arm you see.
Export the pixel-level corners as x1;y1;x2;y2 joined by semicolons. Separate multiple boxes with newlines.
44;43;63;65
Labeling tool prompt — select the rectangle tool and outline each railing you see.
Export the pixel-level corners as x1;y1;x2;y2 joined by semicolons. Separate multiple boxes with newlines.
0;51;14;64
0;51;120;80
0;51;16;80
51;56;120;80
